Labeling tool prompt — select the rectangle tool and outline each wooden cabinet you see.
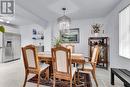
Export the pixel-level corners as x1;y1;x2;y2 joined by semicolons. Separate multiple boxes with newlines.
88;37;109;69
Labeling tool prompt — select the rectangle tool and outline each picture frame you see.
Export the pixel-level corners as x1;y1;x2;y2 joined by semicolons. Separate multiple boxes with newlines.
32;29;44;40
60;28;80;43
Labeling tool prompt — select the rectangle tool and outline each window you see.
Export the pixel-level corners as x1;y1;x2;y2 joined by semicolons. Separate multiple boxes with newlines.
119;5;130;59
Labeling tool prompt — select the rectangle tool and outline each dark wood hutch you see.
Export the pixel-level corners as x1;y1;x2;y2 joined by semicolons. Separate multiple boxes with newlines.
88;37;109;69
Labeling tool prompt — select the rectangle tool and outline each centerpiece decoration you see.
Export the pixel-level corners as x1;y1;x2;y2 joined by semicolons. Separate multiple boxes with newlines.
54;36;62;47
91;23;103;37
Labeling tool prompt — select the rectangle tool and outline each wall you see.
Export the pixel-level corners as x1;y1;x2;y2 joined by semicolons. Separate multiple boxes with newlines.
52;17;107;57
20;24;43;47
16;4;48;28
52;0;130;71
20;24;51;51
105;0;130;70
44;23;52;52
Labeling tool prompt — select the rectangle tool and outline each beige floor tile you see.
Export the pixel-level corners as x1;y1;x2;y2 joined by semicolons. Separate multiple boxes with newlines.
0;59;124;87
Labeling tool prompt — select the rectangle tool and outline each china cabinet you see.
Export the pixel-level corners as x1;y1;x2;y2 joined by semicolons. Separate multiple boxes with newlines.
88;37;109;69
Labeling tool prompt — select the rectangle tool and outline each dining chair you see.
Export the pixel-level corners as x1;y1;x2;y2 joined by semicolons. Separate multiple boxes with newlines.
78;45;99;87
51;46;76;87
66;44;77;67
66;44;75;53
22;45;49;87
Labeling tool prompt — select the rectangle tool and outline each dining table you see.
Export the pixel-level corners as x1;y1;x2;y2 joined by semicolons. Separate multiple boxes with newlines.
38;51;85;64
38;51;86;82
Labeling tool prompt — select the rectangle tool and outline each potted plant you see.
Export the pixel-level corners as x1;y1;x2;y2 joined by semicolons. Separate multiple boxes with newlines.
54;36;62;47
91;23;103;36
0;26;5;33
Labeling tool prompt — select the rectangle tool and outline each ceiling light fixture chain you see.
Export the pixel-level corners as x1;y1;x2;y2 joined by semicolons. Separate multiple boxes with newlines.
62;8;66;15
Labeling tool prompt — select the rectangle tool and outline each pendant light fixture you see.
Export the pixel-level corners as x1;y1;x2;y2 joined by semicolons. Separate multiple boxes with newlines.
57;8;71;33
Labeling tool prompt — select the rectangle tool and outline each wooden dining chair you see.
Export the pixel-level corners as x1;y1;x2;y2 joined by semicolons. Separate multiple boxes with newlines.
22;45;49;87
66;44;75;53
78;45;99;87
51;46;76;87
66;44;77;67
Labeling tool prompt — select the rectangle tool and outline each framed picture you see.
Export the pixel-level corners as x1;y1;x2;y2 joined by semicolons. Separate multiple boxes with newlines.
60;28;80;43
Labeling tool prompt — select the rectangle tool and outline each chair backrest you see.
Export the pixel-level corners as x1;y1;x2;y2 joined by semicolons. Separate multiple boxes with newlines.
51;46;71;75
66;44;75;53
91;45;99;64
22;45;39;70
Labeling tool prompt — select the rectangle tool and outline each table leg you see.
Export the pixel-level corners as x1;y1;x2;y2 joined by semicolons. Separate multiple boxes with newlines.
124;83;129;87
106;63;108;70
111;69;114;85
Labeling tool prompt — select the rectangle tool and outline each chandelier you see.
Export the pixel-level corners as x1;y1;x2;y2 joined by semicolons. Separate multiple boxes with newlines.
57;8;71;33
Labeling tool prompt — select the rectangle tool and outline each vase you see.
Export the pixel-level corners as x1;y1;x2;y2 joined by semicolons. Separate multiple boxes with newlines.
54;43;62;47
94;33;99;37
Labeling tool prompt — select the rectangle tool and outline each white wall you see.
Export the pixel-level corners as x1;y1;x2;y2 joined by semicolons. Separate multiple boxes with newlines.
44;23;52;52
52;0;130;71
105;0;130;70
20;24;45;47
20;24;51;51
52;18;107;57
16;4;48;28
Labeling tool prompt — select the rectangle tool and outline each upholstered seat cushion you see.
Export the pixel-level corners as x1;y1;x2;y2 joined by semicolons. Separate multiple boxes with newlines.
39;63;49;72
71;67;77;78
84;63;93;70
78;63;93;70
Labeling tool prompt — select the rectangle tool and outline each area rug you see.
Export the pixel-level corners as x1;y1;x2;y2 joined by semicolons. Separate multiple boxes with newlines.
28;72;92;87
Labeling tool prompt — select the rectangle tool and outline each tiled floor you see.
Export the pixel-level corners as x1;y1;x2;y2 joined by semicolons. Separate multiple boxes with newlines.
93;68;124;87
0;59;124;87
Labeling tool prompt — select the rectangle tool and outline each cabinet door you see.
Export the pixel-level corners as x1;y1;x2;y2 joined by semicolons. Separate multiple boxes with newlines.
3;33;13;62
0;32;3;62
0;48;2;62
0;32;3;47
99;46;107;62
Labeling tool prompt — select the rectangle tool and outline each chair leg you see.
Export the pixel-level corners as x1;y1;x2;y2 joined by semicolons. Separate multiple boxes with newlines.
70;79;72;87
91;71;98;87
53;76;55;87
77;69;80;84
23;72;28;87
46;67;49;80
37;73;40;87
74;73;76;87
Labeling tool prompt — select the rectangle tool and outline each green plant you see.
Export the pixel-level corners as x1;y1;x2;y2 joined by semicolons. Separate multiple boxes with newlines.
91;24;103;33
0;26;5;33
54;37;62;47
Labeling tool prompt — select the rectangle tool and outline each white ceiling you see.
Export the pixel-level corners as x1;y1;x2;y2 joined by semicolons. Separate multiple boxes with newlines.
16;0;122;22
1;0;122;26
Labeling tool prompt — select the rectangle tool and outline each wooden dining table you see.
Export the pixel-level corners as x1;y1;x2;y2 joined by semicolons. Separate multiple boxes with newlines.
38;52;85;64
38;51;85;82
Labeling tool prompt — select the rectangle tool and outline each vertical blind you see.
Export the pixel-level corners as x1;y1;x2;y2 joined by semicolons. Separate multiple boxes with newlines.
119;5;130;59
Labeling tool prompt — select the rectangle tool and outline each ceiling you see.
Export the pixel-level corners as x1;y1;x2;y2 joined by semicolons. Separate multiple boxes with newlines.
1;0;122;26
16;0;122;22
